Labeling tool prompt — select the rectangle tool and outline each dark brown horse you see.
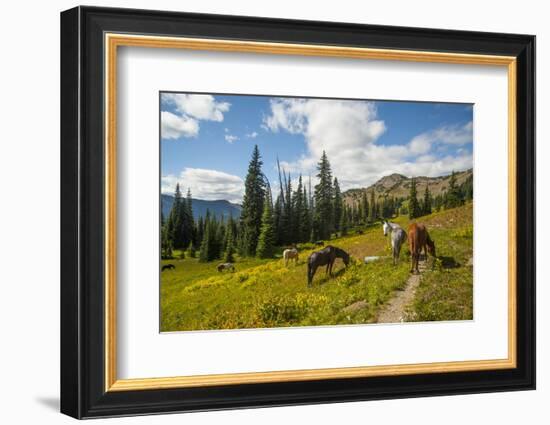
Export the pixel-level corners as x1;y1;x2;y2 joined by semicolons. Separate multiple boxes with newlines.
408;223;436;273
307;245;350;286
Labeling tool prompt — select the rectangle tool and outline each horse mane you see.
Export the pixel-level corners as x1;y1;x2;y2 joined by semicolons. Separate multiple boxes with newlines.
332;246;349;258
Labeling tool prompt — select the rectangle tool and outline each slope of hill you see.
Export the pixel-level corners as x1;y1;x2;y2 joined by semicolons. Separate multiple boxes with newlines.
160;202;473;331
343;169;472;203
161;194;242;220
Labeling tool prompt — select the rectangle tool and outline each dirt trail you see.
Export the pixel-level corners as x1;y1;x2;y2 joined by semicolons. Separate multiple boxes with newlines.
376;260;427;323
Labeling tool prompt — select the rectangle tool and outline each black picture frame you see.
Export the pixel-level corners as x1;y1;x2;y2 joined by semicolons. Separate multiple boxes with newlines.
61;5;536;419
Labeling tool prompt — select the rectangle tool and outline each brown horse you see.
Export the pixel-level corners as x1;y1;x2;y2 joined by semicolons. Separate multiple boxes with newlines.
407;223;436;273
307;245;350;286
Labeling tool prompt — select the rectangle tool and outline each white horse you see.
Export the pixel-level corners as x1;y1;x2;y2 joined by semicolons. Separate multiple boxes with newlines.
383;220;407;265
217;263;235;272
283;248;299;266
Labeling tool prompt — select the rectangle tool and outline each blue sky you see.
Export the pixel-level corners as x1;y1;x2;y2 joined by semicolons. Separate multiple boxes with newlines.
161;92;473;203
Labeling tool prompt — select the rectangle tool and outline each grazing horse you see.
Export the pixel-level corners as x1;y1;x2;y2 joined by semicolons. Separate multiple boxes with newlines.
283;248;299;266
314;240;325;247
382;220;407;265
161;264;175;272
217;263;235;273
307;245;350;287
407;223;436;274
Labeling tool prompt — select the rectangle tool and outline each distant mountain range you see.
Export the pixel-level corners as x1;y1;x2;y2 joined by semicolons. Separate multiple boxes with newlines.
161;194;242;220
162;169;471;218
343;168;473;203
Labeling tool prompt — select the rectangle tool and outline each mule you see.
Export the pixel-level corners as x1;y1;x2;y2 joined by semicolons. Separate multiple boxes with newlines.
307;245;350;286
283;248;299;266
382;220;407;265
408;223;436;274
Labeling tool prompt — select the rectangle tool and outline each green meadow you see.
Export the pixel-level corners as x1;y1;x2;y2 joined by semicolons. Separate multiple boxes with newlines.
161;202;473;332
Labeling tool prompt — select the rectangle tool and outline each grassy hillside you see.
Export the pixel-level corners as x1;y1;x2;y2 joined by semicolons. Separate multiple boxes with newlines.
161;202;473;332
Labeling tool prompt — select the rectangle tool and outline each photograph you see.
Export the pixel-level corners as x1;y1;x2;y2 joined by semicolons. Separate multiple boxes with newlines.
57;4;536;419
160;93;474;332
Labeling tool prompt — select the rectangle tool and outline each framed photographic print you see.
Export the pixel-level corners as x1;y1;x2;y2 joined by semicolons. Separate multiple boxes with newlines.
60;6;536;419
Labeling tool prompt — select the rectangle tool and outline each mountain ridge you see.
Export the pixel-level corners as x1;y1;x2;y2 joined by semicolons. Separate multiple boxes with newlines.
343;168;473;203
161;194;242;220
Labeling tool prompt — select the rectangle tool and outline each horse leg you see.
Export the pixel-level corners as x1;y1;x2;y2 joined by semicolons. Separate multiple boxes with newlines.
308;264;317;287
395;244;401;265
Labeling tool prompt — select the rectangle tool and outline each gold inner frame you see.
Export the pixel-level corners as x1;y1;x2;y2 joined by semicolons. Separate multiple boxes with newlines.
104;33;517;392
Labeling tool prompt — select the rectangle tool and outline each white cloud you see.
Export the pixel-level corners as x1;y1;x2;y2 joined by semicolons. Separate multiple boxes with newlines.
161;93;231;140
263;98;472;190
161;111;199;139
161;168;244;203
246;131;258;139
408;135;432;154
408;121;473;154
162;93;230;121
224;134;239;144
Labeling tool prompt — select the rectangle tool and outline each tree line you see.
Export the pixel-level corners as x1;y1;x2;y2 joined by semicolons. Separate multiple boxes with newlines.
406;171;473;220
161;144;473;262
162;146;351;261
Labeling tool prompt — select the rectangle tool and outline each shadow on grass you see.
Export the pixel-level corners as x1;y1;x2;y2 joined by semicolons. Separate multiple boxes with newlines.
438;256;460;269
311;267;348;286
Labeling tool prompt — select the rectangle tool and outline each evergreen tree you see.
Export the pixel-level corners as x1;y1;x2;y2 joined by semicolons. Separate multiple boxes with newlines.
381;196;391;219
292;175;305;242
166;183;184;248
339;202;349;236
223;219;236;263
300;185;311;243
444;171;462;209
273;194;283;246
382;196;395;218
181;188;195;249
186;241;196;258
280;171;293;244
333;177;343;233
239;145;266;256
213;219;225;260
256;191;276;258
161;225;173;259
196;216;205;248
434;194;443;212
423;184;432;215
369;190;377;222
408;178;422;219
361;191;369;223
199;212;213;262
314;151;334;240
461;174;474;201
